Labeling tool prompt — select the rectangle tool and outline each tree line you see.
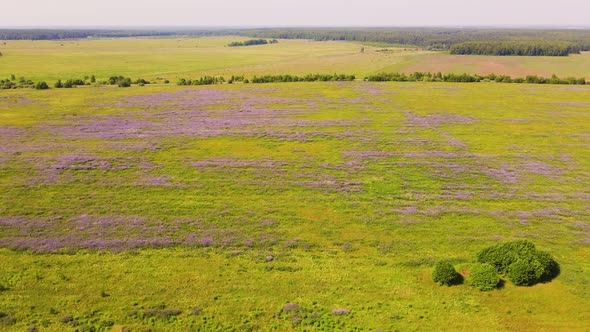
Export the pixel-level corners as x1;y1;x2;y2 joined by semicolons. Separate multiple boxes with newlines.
449;41;581;56
177;74;356;85
4;72;586;90
239;28;590;51
54;76;151;88
227;39;278;47
365;72;586;84
2;28;590;52
1;75;48;90
0;29;229;40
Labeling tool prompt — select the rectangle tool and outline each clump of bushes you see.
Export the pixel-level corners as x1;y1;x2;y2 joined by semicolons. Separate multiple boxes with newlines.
54;78;86;88
469;263;499;291
433;240;559;290
476;240;559;286
177;76;225;86
1;75;35;89
53;75;144;88
35;81;49;90
108;76;132;87
227;39;276;47
432;260;462;286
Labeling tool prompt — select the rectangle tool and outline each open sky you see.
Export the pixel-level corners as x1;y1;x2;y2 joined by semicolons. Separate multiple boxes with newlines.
1;0;590;27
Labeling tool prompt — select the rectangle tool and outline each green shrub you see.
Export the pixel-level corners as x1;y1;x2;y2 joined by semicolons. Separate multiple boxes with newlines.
432;260;461;286
477;240;559;286
469;263;499;291
35;81;49;90
507;258;544;286
535;250;560;281
117;78;132;87
476;240;536;273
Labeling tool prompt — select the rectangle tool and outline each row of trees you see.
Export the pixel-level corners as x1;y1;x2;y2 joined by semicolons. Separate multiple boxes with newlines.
2;73;153;90
227;39;278;47
449;41;581;56
176;74;356;85
54;76;150;88
365;72;587;85
1;75;37;89
250;73;356;83
177;76;226;86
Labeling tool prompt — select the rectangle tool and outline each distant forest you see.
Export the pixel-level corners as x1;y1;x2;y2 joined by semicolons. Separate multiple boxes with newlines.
449;41;581;56
2;28;590;55
238;28;590;52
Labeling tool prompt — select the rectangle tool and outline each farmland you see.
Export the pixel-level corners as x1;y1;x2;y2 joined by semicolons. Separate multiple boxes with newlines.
1;37;590;331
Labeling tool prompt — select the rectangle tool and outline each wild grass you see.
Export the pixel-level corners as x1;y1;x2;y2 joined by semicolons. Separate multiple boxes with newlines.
4;37;589;84
1;81;589;330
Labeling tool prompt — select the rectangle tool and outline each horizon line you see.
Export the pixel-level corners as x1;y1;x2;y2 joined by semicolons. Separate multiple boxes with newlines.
2;24;590;30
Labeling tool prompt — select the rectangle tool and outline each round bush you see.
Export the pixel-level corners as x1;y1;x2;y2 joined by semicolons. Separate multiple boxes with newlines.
432;260;460;286
469;263;499;291
507;259;544;286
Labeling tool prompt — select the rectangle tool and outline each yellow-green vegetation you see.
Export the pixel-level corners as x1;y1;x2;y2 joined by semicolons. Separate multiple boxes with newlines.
0;37;430;83
3;36;590;84
1;38;590;331
389;52;590;78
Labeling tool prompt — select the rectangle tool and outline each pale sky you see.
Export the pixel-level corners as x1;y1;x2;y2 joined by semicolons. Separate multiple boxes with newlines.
1;0;590;27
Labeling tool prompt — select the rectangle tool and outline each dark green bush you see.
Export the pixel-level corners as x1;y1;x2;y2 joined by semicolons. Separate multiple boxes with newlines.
535;250;560;281
469;263;499;291
507;259;543;286
477;240;559;286
477;240;536;274
432;260;461;286
117;78;132;87
35;81;49;90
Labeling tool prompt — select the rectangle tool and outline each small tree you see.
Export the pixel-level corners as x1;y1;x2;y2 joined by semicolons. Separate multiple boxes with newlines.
432;260;461;286
90;75;96;83
469;263;499;291
54;79;63;88
35;82;49;90
117;78;131;87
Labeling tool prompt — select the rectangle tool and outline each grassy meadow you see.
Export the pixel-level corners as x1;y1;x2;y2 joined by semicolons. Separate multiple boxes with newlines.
2;36;590;83
1;37;590;331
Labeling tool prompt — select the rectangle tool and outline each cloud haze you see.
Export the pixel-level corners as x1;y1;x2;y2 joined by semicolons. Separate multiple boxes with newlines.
2;0;589;27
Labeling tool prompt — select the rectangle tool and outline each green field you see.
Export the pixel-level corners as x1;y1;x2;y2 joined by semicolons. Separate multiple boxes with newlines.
2;36;590;83
1;37;590;331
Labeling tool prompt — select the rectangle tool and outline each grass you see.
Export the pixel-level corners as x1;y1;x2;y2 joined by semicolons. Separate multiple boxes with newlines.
0;37;430;83
1;37;590;331
387;52;590;78
2;37;590;85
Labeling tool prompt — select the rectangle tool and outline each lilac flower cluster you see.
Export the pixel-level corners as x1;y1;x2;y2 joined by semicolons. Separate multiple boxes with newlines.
0;215;280;252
